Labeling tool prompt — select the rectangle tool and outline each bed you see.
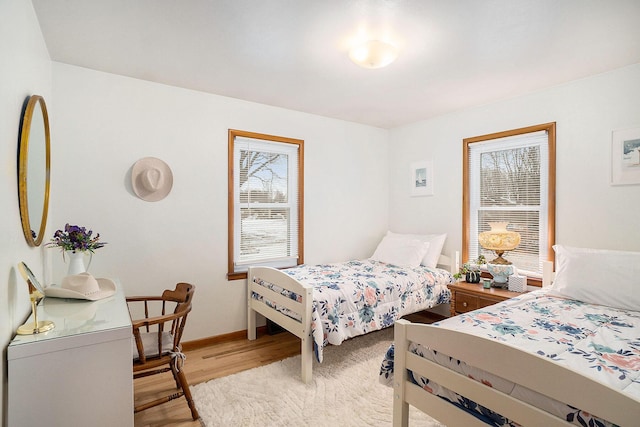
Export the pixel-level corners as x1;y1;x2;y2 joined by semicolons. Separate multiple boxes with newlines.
247;232;457;383
381;245;640;426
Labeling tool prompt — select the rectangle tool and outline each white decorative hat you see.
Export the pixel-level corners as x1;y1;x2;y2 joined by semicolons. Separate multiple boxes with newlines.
44;273;116;301
132;157;173;202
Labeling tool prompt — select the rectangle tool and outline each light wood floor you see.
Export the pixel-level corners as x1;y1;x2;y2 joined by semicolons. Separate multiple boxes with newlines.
133;328;299;426
133;311;443;427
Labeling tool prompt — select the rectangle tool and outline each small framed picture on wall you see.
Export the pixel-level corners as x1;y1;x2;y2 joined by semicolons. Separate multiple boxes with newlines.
611;126;640;186
410;161;434;196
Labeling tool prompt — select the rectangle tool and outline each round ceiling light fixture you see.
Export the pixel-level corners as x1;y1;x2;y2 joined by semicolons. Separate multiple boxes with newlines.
349;39;398;69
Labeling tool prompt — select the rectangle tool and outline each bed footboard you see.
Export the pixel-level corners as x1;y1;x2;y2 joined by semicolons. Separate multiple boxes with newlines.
393;319;640;427
247;266;314;383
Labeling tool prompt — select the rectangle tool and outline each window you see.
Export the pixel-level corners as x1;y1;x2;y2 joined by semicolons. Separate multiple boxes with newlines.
228;129;304;280
463;123;555;284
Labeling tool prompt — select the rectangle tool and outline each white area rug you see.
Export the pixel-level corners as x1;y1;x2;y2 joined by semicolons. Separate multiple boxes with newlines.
192;328;444;427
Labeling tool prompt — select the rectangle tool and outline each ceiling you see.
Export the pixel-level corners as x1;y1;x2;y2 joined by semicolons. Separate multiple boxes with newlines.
32;0;640;129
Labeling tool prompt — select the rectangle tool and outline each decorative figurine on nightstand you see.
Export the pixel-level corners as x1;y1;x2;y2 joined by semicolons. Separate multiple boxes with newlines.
16;262;54;335
478;222;520;288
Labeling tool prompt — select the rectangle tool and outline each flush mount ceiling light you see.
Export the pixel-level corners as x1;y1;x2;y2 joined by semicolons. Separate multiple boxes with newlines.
349;39;398;69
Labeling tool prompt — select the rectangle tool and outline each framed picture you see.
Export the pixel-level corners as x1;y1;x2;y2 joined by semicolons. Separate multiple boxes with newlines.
611;127;640;186
410;161;434;196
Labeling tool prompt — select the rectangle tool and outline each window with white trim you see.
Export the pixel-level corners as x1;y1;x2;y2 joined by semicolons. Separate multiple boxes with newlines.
463;123;555;283
228;130;304;280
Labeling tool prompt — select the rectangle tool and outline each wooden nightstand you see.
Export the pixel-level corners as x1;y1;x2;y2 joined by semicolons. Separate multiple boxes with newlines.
448;281;526;316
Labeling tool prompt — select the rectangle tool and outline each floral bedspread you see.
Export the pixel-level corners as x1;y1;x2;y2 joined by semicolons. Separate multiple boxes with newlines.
253;259;452;362
379;290;640;427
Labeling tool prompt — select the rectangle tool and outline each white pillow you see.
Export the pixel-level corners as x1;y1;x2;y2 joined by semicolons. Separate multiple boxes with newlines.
386;231;447;268
371;234;430;268
547;245;640;311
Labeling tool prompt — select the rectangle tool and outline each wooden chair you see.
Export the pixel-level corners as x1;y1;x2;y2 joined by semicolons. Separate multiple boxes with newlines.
126;282;199;420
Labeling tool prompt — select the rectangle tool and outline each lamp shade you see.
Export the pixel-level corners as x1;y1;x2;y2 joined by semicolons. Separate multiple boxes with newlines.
349;40;398;69
478;222;520;265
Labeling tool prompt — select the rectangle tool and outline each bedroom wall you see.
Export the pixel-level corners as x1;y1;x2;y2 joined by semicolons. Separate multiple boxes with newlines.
388;63;640;259
0;0;52;424
49;63;390;341
4;1;638;401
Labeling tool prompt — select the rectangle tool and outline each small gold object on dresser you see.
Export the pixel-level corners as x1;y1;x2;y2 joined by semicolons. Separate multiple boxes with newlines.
16;262;55;335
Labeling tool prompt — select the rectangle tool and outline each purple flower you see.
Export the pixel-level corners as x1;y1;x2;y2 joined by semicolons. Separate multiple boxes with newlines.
46;223;107;253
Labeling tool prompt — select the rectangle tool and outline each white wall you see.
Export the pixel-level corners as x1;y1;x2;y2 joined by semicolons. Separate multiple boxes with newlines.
0;0;52;424
50;63;389;340
3;3;640;420
388;63;640;257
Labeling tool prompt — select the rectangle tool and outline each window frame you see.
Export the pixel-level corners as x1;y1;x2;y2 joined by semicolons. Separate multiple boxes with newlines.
227;129;304;281
462;122;556;286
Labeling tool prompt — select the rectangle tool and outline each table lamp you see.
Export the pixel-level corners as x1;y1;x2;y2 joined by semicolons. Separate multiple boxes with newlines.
478;222;520;288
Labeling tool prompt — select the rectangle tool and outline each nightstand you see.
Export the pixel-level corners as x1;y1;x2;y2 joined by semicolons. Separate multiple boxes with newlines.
448;281;526;316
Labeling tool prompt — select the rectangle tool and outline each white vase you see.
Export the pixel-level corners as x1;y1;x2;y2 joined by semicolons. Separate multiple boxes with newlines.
65;251;88;276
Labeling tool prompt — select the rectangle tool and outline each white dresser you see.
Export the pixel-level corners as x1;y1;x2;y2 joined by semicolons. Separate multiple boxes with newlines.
8;283;133;427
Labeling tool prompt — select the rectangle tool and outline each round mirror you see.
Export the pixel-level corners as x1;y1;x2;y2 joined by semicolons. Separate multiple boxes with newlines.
18;95;51;246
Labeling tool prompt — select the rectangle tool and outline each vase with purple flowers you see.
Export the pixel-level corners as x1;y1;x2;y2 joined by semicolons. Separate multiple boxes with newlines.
46;223;107;276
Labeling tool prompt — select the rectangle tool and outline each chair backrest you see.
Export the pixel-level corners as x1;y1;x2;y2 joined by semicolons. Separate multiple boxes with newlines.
167;283;195;349
130;282;195;363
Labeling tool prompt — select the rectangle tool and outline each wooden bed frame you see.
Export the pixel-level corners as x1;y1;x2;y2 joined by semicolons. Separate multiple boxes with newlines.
247;252;458;383
392;261;640;426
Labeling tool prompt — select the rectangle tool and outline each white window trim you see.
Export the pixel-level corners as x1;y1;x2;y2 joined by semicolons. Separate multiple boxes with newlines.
233;139;298;271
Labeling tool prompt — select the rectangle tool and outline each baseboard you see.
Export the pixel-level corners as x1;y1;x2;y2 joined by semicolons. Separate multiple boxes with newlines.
182;325;269;351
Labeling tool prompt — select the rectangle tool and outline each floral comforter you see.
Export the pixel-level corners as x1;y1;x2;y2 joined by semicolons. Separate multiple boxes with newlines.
253;259;452;362
379;290;640;427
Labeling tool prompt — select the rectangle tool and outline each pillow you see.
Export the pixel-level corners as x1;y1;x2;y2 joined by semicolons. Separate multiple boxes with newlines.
547;245;640;311
386;231;447;268
132;331;174;360
371;234;430;268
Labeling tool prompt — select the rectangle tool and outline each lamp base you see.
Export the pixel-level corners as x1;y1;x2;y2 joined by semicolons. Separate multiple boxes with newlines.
488;251;512;265
16;320;55;335
487;263;514;289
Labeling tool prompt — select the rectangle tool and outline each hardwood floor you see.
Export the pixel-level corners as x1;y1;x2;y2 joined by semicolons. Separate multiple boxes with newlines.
133;311;444;426
133;328;299;426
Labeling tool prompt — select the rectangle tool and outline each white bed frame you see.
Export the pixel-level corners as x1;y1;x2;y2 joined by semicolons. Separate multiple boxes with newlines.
247;252;458;383
392;261;640;426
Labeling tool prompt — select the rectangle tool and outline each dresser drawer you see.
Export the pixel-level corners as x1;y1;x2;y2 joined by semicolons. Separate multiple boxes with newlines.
453;290;505;314
478;296;499;309
448;282;525;317
455;292;479;313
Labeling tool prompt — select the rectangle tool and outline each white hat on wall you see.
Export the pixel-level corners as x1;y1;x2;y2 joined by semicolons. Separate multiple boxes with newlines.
131;157;173;202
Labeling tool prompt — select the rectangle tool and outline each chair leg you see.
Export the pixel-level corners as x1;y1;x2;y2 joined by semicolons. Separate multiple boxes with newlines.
170;364;180;389
173;360;199;421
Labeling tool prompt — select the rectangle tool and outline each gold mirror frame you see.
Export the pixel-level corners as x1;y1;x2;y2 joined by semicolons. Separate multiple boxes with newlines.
18;95;51;246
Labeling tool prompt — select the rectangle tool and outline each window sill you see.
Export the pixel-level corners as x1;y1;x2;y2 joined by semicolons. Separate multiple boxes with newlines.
227;272;247;281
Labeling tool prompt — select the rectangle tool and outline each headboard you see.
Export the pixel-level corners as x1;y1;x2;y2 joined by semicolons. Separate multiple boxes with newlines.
437;250;460;274
542;260;555;288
